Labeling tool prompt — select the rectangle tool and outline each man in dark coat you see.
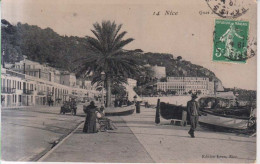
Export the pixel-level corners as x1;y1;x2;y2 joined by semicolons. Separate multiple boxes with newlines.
70;98;77;115
83;101;97;133
187;94;200;138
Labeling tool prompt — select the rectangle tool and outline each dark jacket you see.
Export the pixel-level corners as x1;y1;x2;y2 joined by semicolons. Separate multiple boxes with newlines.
83;104;97;133
187;100;199;116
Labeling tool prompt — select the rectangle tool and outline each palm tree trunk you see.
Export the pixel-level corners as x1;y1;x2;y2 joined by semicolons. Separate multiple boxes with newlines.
106;76;112;107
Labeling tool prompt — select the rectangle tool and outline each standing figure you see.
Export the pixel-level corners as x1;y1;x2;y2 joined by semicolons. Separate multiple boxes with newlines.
136;101;140;113
187;94;200;138
83;101;97;133
71;98;77;115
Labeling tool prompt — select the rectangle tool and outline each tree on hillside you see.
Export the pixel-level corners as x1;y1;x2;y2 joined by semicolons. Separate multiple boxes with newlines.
77;21;142;107
177;56;182;61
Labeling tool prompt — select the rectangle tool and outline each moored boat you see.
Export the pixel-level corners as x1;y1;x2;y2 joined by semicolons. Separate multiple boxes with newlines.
159;102;186;120
198;97;255;130
159;96;256;130
199;110;249;130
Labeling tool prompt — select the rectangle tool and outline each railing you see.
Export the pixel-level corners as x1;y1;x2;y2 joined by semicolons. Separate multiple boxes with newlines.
1;87;16;94
37;91;46;95
23;89;34;95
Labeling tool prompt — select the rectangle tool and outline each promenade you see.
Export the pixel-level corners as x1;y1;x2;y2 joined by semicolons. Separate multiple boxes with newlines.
39;106;256;163
1;105;85;161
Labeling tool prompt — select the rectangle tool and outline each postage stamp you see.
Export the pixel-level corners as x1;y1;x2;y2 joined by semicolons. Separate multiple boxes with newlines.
213;19;249;63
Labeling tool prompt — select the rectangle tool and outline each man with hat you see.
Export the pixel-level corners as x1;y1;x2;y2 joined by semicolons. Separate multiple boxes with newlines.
187;93;200;138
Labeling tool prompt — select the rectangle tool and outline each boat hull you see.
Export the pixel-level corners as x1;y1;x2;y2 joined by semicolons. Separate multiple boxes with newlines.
105;105;135;116
199;111;249;130
160;102;186;120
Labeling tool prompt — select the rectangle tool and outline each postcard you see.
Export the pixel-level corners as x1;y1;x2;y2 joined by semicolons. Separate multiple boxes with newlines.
1;0;257;163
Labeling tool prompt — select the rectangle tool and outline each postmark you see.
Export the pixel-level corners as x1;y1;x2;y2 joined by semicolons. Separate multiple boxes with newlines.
205;0;249;18
213;19;249;63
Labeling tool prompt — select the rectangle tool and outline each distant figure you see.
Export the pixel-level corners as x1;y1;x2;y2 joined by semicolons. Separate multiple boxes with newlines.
70;99;77;115
127;100;131;106
100;106;105;114
48;98;52;106
83;101;97;133
187;94;200;138
235;99;239;107
145;102;149;108
114;99;118;107
119;99;123;107
136;101;140;113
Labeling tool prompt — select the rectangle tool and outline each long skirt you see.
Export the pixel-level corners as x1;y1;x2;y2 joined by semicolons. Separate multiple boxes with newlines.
83;113;97;133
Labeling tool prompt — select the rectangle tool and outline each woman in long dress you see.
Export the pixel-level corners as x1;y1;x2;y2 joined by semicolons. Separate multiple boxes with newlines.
83;101;97;133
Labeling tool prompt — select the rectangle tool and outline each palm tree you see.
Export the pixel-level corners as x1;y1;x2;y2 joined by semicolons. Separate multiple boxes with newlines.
78;21;141;107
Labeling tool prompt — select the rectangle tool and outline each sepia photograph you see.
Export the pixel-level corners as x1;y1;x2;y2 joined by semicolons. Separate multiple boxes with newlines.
1;0;257;163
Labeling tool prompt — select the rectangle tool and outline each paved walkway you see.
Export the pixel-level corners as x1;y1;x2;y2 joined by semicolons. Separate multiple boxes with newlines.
41;116;154;163
40;107;256;163
122;108;256;163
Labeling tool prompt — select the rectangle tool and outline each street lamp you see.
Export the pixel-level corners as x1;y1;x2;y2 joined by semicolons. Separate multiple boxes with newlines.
101;71;105;110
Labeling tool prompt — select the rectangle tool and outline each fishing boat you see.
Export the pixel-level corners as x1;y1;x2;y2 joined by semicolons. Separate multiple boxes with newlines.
160;102;186;120
105;105;135;116
198;97;255;130
159;96;256;130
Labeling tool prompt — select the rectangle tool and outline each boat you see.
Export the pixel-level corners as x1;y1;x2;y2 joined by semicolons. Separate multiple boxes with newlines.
159;96;256;130
198;97;254;130
159;102;186;120
105;105;135;116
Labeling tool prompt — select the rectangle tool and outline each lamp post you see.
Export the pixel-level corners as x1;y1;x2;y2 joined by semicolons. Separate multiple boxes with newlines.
101;71;105;110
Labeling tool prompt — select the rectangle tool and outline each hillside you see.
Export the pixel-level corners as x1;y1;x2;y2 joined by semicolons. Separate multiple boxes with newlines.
137;52;220;81
2;19;220;82
1;19;89;72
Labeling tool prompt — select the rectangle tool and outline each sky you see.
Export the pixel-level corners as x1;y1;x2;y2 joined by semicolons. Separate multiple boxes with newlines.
1;0;257;90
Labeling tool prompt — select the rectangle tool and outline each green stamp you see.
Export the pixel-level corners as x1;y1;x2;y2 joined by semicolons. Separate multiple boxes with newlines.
213;19;249;63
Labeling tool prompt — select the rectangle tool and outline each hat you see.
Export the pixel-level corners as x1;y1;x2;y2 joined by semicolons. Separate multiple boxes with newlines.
90;101;95;106
191;93;198;99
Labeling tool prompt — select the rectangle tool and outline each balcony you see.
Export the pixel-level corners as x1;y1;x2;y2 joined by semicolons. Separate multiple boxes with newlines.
37;91;46;95
23;89;34;95
1;87;16;94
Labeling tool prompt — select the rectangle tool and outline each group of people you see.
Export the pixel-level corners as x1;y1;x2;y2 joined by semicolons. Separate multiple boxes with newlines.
82;95;201;138
114;99;132;107
83;101;116;133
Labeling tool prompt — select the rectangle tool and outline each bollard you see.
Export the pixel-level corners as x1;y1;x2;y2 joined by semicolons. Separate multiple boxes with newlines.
155;99;160;124
136;101;140;113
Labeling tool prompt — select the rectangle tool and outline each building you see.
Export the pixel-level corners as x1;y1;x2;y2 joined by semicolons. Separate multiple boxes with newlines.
151;65;166;79
1;59;99;108
13;58;56;82
60;72;76;87
157;77;215;95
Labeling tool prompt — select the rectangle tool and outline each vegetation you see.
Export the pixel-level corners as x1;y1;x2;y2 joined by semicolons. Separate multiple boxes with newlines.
77;21;141;107
224;88;256;101
1;19;89;72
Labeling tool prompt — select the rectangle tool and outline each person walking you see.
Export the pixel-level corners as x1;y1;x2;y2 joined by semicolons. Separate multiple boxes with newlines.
187;93;200;138
83;101;97;133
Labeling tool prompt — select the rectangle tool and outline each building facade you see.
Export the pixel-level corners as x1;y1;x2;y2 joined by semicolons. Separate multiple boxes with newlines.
1;59;99;108
157;77;214;95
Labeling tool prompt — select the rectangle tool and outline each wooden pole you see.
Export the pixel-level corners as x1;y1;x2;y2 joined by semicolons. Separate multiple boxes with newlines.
155;99;160;124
